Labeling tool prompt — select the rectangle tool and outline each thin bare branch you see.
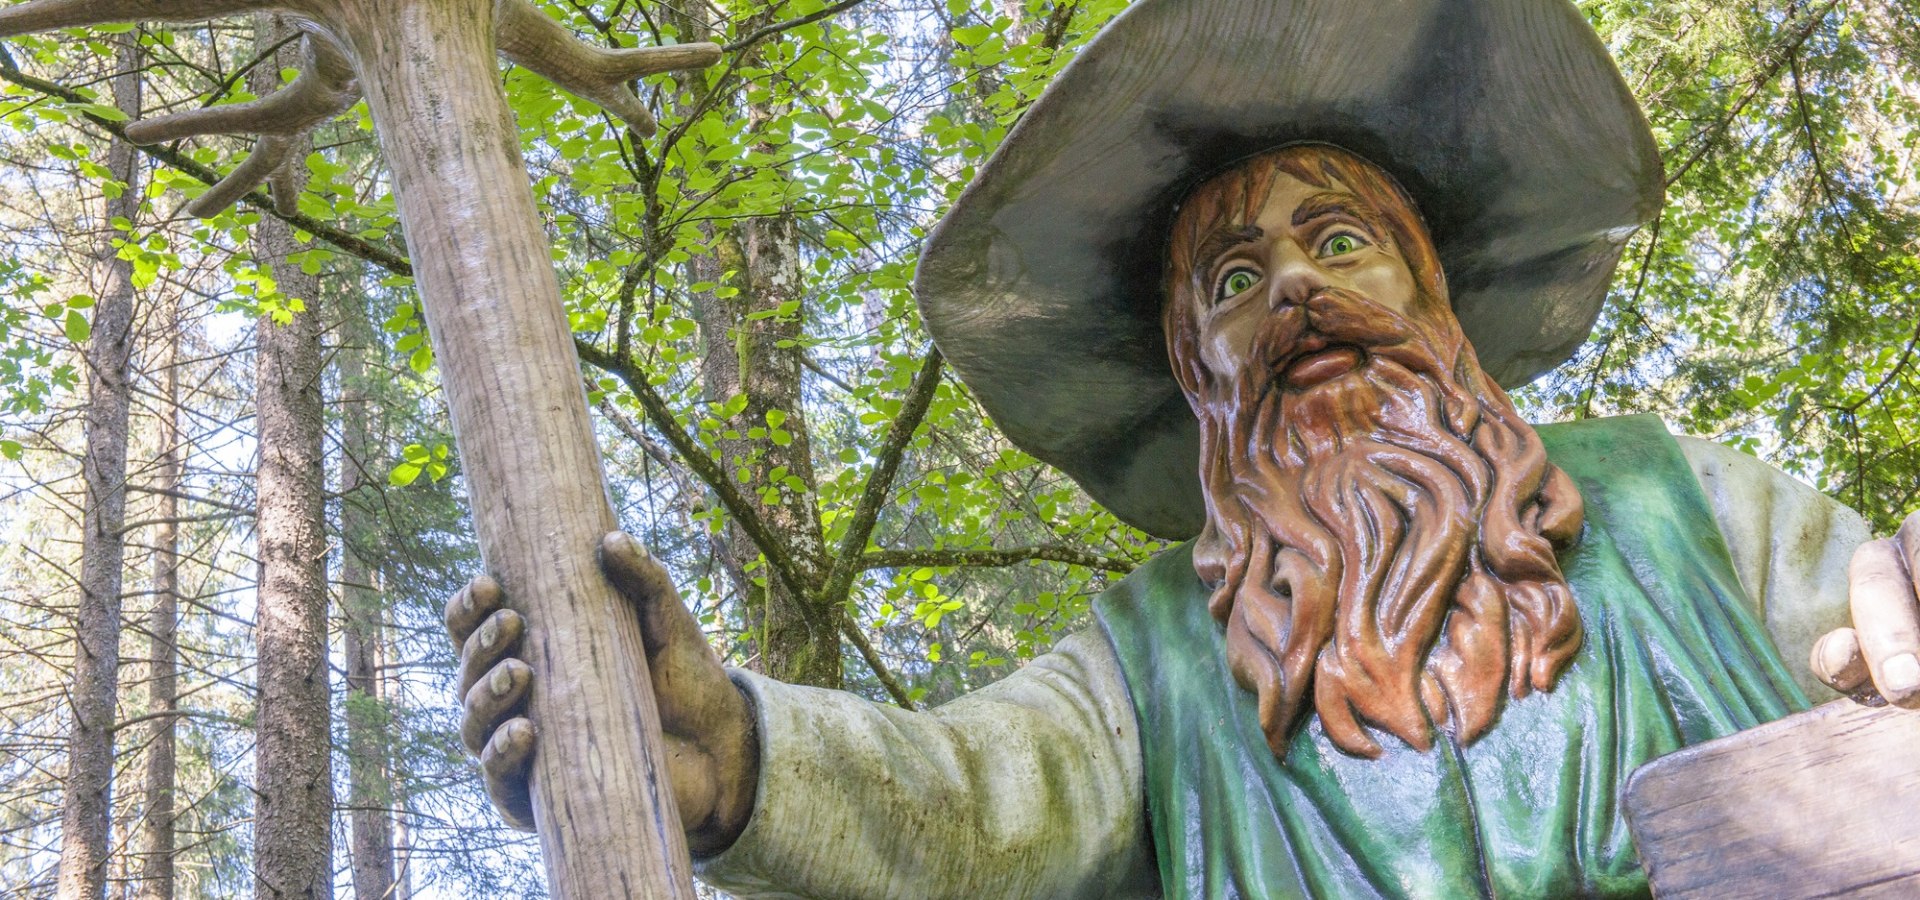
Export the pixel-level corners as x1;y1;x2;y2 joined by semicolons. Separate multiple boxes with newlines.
860;546;1139;574
575;342;815;606
494;0;719;136
723;0;866;54
0;0;276;36
840;620;915;709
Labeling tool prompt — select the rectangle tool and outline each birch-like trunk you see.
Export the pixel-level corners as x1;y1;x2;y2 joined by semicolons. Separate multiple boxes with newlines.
319;0;696;894
133;292;180;900
339;289;395;900
56;35;141;900
250;17;333;899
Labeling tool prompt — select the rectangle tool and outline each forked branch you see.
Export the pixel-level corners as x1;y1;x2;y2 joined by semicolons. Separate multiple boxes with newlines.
125;31;357;144
494;0;719;136
124;30;357;217
1;0;720;216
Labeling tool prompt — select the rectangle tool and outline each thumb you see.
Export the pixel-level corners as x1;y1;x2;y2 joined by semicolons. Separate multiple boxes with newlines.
597;531;701;658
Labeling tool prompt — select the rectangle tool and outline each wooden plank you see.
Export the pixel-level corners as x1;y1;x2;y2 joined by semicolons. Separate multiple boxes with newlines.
1624;700;1920;898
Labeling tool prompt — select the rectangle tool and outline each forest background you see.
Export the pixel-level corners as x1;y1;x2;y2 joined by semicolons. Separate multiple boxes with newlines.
0;0;1914;896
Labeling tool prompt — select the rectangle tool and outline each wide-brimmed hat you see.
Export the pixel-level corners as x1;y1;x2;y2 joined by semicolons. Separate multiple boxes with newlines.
914;0;1663;539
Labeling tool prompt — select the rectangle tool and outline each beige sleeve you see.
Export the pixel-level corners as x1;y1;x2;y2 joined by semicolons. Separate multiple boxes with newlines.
1676;435;1874;700
694;629;1157;900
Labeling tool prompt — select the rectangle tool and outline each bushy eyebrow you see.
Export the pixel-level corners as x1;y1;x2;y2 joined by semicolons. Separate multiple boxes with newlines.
1291;191;1384;237
1194;224;1264;270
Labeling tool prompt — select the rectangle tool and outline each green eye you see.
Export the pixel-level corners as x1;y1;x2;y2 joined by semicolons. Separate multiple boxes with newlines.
1319;233;1365;257
1217;268;1260;301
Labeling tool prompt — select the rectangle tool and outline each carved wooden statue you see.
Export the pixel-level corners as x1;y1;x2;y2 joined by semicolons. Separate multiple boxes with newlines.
448;0;1920;896
11;0;1916;896
458;0;1920;896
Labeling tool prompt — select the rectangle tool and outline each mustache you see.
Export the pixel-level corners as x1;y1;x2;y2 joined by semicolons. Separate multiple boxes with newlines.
1251;288;1435;377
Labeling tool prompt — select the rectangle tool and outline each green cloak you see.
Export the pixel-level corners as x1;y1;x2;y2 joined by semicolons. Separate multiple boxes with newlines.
1094;415;1808;899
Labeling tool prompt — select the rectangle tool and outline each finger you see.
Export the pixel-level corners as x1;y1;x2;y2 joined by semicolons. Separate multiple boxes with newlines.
599;532;743;730
458;608;525;696
444;575;504;647
462;659;532;757
1809;627;1870;693
1849;538;1920;707
1897;511;1920;579
481;717;537;832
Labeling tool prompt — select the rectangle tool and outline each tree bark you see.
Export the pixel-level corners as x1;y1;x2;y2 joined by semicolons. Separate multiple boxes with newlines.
56;34;141;900
317;0;697;894
696;217;836;688
675;5;836;688
338;283;395;900
250;16;333;900
133;292;180;900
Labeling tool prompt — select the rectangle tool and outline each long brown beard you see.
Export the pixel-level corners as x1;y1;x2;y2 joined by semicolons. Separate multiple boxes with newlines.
1184;288;1586;759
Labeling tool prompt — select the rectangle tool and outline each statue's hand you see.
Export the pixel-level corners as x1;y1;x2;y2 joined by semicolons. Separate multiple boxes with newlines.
445;532;760;854
1811;510;1920;709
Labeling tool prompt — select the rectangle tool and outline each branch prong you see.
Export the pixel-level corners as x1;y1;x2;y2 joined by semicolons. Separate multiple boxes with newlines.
494;0;720;137
124;33;357;145
185;133;293;219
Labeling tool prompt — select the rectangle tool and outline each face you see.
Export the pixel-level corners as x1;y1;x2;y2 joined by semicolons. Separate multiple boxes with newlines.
1191;172;1423;390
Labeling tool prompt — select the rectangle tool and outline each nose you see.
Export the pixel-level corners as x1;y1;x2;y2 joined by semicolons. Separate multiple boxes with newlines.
1267;241;1328;309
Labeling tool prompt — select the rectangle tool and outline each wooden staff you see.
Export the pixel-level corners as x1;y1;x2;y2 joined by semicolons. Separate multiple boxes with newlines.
0;1;721;896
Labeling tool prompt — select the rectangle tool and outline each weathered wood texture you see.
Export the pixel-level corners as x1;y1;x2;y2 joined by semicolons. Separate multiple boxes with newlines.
320;0;696;895
1625;699;1920;898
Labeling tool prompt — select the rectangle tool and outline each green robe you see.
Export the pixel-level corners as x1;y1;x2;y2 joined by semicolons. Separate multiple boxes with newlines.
1095;415;1810;899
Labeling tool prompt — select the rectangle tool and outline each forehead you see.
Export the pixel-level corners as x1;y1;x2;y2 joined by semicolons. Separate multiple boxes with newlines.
1249;173;1369;228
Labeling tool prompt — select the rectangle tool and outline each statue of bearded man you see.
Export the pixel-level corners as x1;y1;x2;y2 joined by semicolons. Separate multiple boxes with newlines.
449;0;1920;896
1162;145;1590;759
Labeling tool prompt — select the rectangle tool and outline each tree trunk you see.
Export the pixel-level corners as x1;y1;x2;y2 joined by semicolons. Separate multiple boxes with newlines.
677;9;836;688
250;16;333;900
133;292;180;900
318;0;697;894
696;216;836;688
392;769;414;900
56;34;141;900
338;286;395;900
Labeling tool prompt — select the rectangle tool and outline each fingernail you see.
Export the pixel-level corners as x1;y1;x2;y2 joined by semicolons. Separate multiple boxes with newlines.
489;664;514;698
478;619;498;649
1815;632;1846;675
1884;653;1920;695
505;719;534;746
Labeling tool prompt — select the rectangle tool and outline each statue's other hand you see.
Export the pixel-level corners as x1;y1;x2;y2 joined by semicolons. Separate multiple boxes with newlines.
444;532;761;854
1811;510;1920;709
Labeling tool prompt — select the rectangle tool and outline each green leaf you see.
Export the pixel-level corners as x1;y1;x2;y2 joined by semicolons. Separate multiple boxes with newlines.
0;440;20;460
71;102;129;122
63;309;89;343
952;24;993;46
